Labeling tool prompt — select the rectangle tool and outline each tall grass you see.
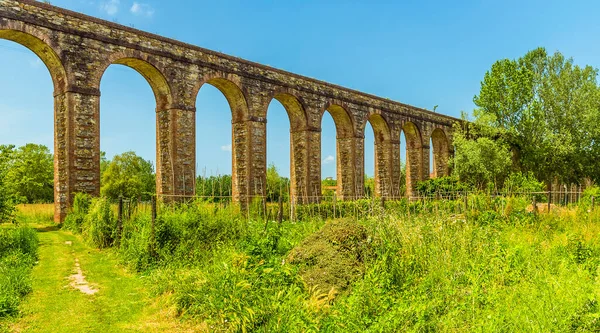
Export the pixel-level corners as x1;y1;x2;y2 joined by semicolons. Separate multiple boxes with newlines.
67;195;600;331
0;226;39;318
15;204;54;225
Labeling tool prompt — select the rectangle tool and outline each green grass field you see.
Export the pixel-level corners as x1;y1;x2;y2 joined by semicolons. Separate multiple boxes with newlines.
2;197;600;332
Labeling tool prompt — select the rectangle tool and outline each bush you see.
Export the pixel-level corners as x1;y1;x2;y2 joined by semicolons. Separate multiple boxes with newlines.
0;226;38;318
63;193;92;233
416;176;470;197
82;198;117;248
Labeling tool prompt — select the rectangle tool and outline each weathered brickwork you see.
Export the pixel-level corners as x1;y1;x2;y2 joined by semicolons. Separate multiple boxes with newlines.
0;0;459;222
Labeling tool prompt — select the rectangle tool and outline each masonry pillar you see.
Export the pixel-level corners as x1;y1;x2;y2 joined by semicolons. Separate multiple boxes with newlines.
156;107;196;201
247;119;267;205
336;135;361;200
306;128;323;203
374;139;394;198
405;142;423;198
422;145;431;182
229;118;267;206
54;90;101;223
353;135;365;199
389;140;403;199
290;128;321;204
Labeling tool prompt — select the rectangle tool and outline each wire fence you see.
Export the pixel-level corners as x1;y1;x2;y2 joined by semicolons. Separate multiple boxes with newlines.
111;190;595;229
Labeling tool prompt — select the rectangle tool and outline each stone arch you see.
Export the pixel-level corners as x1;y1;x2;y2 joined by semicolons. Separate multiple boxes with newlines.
0;27;67;93
365;113;391;144
402;121;424;197
431;127;450;178
195;74;249;123
98;52;172;111
321;103;354;138
271;92;308;131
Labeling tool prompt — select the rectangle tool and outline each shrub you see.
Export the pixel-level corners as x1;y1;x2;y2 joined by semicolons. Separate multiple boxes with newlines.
0;226;38;318
63;193;92;233
82;198;117;248
416;176;470;198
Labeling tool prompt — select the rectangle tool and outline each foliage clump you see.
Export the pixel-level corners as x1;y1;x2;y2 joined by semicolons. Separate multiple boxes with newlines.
0;226;38;318
287;219;371;293
63;193;92;233
82;198;117;249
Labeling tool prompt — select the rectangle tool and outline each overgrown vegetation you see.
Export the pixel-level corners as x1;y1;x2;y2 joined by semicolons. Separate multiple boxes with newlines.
0;226;38;318
59;191;600;331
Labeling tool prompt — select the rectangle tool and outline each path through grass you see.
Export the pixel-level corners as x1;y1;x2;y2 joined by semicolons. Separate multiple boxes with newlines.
8;224;191;333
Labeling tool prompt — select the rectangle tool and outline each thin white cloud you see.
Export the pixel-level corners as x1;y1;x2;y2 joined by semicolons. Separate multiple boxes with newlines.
130;2;155;17
323;155;334;164
100;0;119;16
221;144;232;152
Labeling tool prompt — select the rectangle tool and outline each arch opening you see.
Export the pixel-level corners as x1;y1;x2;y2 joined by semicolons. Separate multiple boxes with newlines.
265;98;294;203
364;122;376;198
0;38;55;204
99;63;158;201
0;29;69;221
321;111;337;199
195;77;249;202
320;104;355;199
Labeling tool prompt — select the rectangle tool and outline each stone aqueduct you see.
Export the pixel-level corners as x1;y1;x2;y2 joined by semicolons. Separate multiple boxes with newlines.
0;0;460;222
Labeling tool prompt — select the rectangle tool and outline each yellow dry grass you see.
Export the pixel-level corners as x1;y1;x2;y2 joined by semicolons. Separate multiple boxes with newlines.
16;203;54;224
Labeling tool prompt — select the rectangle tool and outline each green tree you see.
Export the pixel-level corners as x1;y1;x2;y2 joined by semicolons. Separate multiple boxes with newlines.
0;145;15;222
266;164;289;202
100;152;155;201
474;47;600;184
364;176;375;198
4;144;54;203
196;174;232;200
451;122;512;190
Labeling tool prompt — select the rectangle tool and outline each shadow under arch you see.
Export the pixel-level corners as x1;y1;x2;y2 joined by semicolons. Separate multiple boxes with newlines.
402;121;424;197
431;128;450;178
365;113;394;198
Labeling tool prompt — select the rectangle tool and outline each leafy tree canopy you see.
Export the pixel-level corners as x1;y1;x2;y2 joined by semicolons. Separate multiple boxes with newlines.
473;47;600;184
3;144;54;204
100;151;155;201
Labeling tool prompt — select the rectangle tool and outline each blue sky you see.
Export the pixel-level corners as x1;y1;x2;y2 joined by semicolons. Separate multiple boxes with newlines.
2;0;600;178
